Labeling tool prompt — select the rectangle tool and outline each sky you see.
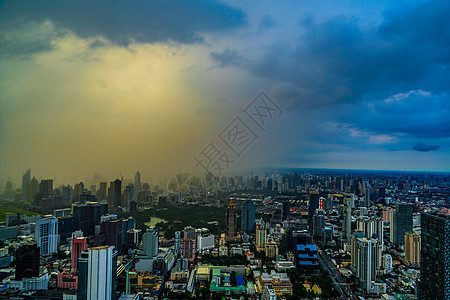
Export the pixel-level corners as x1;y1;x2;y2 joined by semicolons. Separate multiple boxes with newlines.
0;0;449;185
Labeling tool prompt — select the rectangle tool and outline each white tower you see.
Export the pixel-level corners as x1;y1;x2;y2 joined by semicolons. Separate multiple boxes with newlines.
35;215;58;255
87;246;116;300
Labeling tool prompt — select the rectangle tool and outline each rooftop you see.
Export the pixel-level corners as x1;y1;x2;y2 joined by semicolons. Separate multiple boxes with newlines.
297;244;317;251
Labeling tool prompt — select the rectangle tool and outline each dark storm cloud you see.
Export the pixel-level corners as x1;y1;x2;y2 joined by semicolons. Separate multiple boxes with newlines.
0;0;246;46
209;48;248;68
0;21;65;59
216;1;450;103
354;92;450;139
210;17;368;109
210;0;450;139
0;34;54;58
412;143;440;152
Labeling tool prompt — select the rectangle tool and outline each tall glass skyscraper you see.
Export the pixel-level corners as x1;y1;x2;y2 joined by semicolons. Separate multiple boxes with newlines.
390;203;413;245
241;200;255;232
308;191;320;220
22;169;31;200
420;211;450;299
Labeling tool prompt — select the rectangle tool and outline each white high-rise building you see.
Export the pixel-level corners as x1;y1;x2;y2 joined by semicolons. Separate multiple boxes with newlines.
355;237;384;293
142;227;159;257
197;234;215;251
84;246;117;300
355;237;376;291
35;215;58;255
357;217;384;245
357;216;384;267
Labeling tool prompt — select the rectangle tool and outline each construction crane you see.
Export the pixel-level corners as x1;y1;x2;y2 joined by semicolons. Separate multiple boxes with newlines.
119;171;123;181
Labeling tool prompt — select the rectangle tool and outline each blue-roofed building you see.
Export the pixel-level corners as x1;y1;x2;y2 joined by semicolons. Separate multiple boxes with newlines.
236;275;245;287
296;244;319;269
297;244;317;252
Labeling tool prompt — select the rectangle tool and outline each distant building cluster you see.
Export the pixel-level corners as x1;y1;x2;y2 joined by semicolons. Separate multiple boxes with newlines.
0;168;448;299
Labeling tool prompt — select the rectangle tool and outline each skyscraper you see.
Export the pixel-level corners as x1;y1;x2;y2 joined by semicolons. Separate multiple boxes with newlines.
420;211;450;299
101;218;123;253
267;178;273;191
134;171;141;199
45;179;54;195
112;179;122;208
3;180;13;198
35;179;53;204
29;177;39;201
226;199;236;239
89;185;96;195
183;226;196;240
241;200;256;232
180;238;196;262
78;246;118;300
270;204;283;226
142;227;159;257
282;201;291;220
15;242;40;280
256;220;267;251
61;184;73;205
342;193;353;245
97;182;107;201
73;202;109;237
354;216;384;271
35;215;58;255
73;182;84;202
404;231;420;267
351;230;365;267
71;237;88;272
174;231;181;254
312;209;325;241
22;169;31;201
122;184;134;207
364;187;371;207
354;237;380;293
383;207;393;223
390;203;413;244
308;191;320;220
323;195;332;211
357;216;384;248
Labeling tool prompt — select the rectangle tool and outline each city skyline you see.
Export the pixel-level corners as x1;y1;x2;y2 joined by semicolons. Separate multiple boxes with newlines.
3;166;449;191
1;0;450;183
0;163;447;298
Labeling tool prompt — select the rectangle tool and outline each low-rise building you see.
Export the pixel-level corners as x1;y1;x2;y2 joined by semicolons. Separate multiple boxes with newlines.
256;270;293;296
262;284;277;300
275;260;295;272
57;272;78;289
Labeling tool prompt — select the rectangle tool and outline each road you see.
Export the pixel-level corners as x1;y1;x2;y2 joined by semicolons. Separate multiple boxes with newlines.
317;248;359;300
